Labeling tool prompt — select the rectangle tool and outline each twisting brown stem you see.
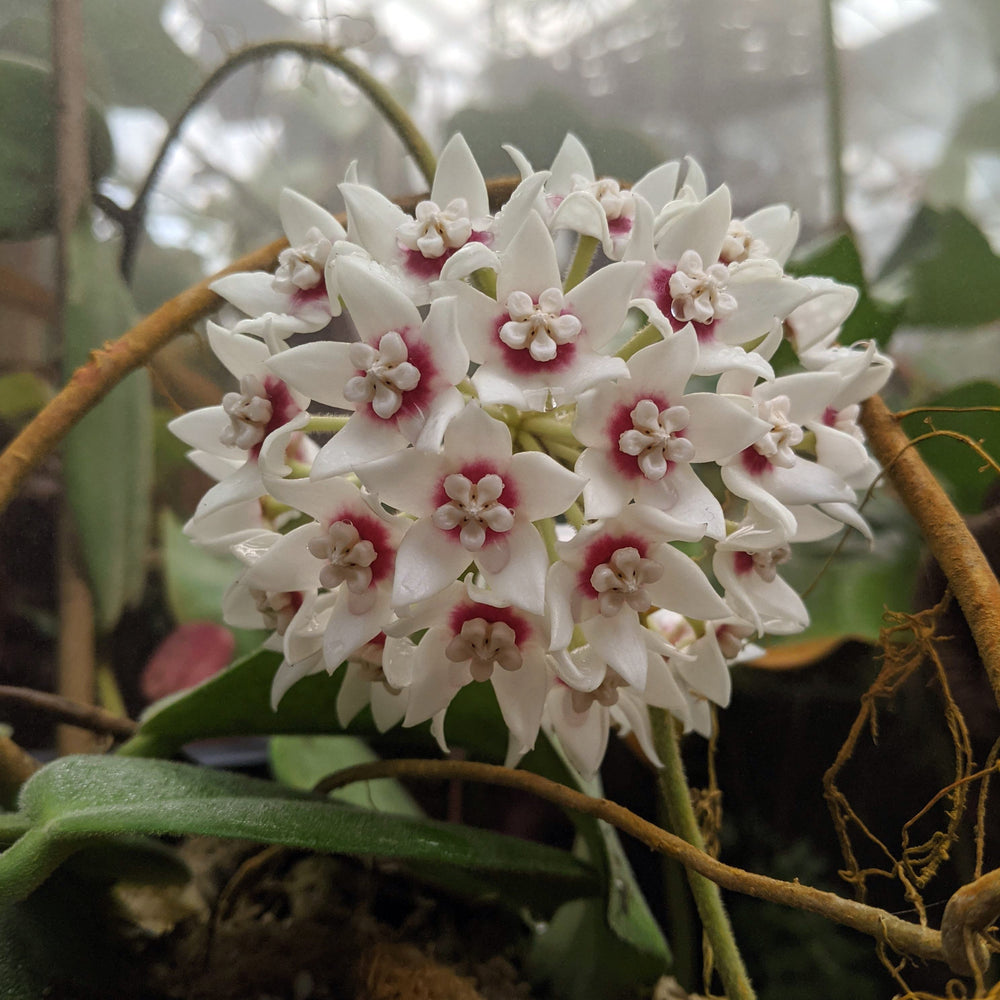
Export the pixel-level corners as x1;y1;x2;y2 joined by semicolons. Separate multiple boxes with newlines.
860;395;1000;709
941;867;1000;977
315;758;950;969
0;685;137;738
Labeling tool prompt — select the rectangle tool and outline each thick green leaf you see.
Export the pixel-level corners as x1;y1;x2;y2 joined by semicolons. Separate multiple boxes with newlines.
80;0;200;119
62;223;153;631
787;232;903;348
899;381;1000;513
0;755;598;908
0;54;112;240
119;648;671;977
928;92;1000;205
530;893;669;1000
0;871;128;999
269;734;423;818
119;647;336;758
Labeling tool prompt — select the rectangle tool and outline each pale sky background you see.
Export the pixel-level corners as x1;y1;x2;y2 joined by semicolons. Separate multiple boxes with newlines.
91;0;999;296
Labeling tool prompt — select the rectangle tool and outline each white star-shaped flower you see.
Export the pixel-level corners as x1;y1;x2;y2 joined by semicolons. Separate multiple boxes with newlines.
573;323;771;531
266;257;469;479
547;504;730;689
357;402;584;615
440;211;641;410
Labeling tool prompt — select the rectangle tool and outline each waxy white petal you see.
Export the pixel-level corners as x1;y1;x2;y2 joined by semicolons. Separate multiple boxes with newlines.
266;341;355;408
338;256;423;343
279;188;347;246
323;588;394;671
647;542;731;620
271;650;325;710
496;212;563;301
431;134;489;219
564;260;644;348
509;451;585;520
340;182;411;264
654;184;732;265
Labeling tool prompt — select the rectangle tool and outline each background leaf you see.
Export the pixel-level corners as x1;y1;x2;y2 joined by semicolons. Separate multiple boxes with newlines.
160;509;266;657
775;497;924;644
0;54;112;240
878;206;1000;328
0;872;130;999
269;734;423;817
0;1;200;120
62;223;153;631
0;372;51;422
898;381;1000;513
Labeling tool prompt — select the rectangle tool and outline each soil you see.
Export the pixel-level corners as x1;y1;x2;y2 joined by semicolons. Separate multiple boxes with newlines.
113;837;538;1000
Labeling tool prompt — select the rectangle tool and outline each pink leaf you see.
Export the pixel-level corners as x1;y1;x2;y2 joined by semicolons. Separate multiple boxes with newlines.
141;622;235;702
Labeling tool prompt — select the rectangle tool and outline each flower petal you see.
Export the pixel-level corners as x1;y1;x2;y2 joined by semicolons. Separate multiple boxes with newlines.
340;182;410;265
655;184;731;265
565;260;644;349
323;588;393;670
480;519;548;615
496;212;562;300
391;518;473;610
338;255;423;343
271;651;325;710
509;451;585;520
266;341;355;408
431;134;489;219
491;651;547;755
647;542;731;620
280;188;347;246
584;611;649;690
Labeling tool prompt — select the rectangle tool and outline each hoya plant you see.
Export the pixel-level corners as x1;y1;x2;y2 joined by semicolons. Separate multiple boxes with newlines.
2;25;1000;1000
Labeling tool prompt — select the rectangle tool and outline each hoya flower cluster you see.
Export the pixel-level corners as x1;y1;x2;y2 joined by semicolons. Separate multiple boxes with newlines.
172;134;892;777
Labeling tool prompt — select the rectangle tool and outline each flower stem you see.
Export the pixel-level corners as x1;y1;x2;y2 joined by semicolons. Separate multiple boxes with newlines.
516;429;545;454
305;414;350;434
616;320;662;361
536;516;559;564
565;500;585;529
521;413;578;446
545;441;583;466
564;235;599;293
650;709;756;1000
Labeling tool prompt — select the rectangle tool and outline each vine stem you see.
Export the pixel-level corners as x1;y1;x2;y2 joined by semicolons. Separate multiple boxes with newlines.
0;684;136;738
314;757;952;969
650;710;755;1000
121;41;438;278
0;178;519;518
860;395;1000;709
820;0;847;229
